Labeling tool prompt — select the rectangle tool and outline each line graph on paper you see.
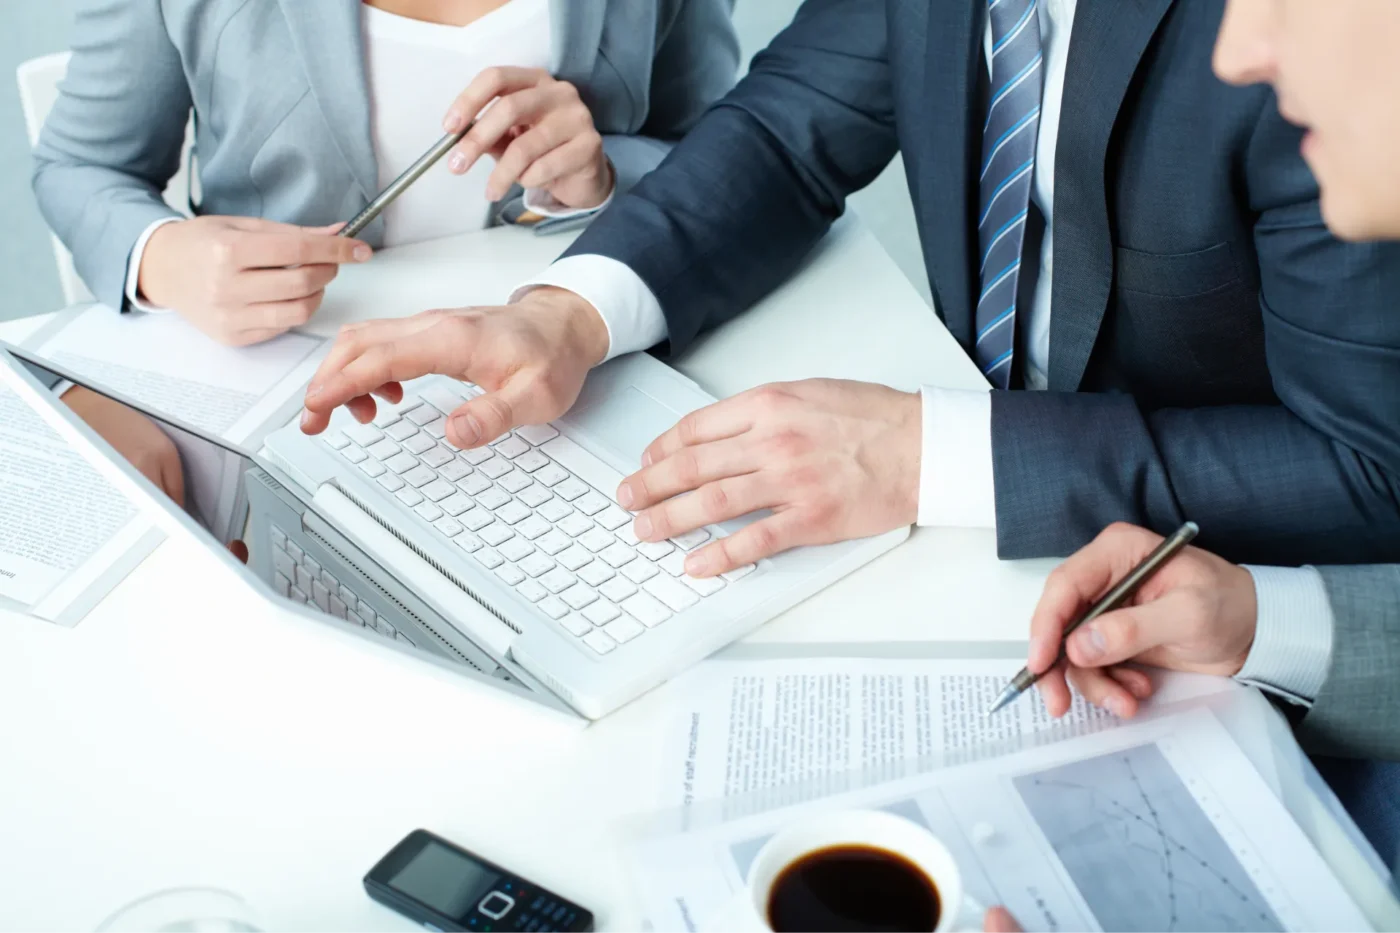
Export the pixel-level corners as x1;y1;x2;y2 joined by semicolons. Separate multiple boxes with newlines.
1013;744;1283;932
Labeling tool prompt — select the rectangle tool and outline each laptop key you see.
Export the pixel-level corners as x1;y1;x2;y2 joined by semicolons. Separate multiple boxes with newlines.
558;513;594;537
515;516;552;540
659;551;687;576
395;487;425;507
456;473;492;496
495;563;526;586
516;484;552;508
454;533;483;554
340;445;368;464
475;487;511;510
479;457;512;479
595;506;631;531
519;553;556;577
582;630;617;654
599;576;638;603
367;438;401;460
670;528;712;551
437;459;471;482
621;592;671;627
358;459;386;478
539;568;577;594
578;561;615;586
574;492;611;516
582;597;621;626
603;614;644;644
459;446;495;465
414;502;443;522
536;530;573;556
514;450;550;473
495;501;531;525
407;405;440;425
386;452;419;474
599;543;637;569
402;434;435;455
681;574;725;597
324;431;350;450
439;493;473;516
499;537;534;562
377;473;406;492
554;478;589;501
494;436;531;459
538;595;570;619
534;464;570;487
423;416;449;439
459;507;494;531
433;517;463;538
403;466;437;488
421;479;455;502
515;423;560;445
579;528;615;554
557;546;593;572
643;575;701;612
638;540;675;561
559;614;593;638
345;423;383;446
498;470;532;494
722;563;757;582
537;498;573;522
385;421;418;441
561;584;598;610
473;547;504;569
420;446;454;468
516;579;548;603
478;523;514;547
621;559;659;584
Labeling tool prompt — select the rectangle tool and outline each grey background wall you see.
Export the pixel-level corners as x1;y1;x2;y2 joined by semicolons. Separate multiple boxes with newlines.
0;1;928;322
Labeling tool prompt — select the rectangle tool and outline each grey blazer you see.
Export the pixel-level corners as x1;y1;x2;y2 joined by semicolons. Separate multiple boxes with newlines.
1297;567;1400;762
31;0;739;315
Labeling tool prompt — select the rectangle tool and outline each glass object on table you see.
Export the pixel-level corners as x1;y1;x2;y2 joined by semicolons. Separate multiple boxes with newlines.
94;887;261;932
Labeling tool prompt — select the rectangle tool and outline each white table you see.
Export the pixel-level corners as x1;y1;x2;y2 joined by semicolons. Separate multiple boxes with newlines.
0;220;1388;931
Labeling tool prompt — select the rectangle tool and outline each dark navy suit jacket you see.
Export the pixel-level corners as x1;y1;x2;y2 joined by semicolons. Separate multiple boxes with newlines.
563;0;1400;564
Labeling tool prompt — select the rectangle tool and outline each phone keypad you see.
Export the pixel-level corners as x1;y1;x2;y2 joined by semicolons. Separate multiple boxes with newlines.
465;880;583;932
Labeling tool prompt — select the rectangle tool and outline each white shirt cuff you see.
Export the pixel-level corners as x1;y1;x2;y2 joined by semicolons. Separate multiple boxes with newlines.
916;387;997;529
511;254;668;362
52;380;76;398
124;217;182;313
1235;565;1335;707
521;164;615;219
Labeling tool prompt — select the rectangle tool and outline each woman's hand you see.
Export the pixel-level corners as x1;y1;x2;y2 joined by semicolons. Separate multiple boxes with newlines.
137;217;372;346
61;386;185;506
442;66;613;209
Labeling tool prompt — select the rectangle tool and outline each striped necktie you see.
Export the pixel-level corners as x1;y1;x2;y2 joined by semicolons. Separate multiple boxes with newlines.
975;0;1044;389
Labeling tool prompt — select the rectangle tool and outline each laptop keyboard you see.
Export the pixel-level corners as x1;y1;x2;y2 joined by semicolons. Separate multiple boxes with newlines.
268;523;412;647
318;381;756;655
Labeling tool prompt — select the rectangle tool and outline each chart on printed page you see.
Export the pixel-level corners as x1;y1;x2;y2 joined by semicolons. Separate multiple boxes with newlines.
1014;745;1281;932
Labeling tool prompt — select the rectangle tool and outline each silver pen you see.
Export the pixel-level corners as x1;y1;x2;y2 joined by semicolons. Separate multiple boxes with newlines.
986;520;1201;715
338;125;472;239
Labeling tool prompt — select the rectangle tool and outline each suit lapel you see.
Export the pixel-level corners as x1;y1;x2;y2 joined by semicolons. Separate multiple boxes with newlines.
919;0;980;348
277;0;378;205
1048;0;1175;390
550;0;604;87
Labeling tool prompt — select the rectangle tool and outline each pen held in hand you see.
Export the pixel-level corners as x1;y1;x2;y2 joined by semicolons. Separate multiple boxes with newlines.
986;520;1201;716
338;125;472;240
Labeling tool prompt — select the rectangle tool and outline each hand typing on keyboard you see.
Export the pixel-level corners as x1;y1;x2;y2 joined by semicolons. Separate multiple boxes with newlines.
298;288;608;449
614;379;922;578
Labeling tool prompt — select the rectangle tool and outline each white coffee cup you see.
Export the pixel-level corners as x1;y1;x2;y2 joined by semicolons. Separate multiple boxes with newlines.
740;809;982;933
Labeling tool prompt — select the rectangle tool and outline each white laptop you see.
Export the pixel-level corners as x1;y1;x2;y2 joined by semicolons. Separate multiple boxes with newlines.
7;343;907;719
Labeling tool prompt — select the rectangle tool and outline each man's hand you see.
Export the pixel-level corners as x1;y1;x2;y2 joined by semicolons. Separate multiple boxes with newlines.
616;379;922;578
137;216;372;346
298;288;609;446
61;386;185;506
443;67;613;209
1030;522;1259;719
985;907;1022;932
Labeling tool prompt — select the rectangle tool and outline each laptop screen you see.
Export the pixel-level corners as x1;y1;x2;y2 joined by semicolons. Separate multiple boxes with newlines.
10;347;257;547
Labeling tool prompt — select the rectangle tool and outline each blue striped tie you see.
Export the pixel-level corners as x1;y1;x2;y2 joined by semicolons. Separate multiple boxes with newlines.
975;0;1043;389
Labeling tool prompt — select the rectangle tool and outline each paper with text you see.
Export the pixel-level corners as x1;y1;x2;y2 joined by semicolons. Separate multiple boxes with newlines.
0;383;147;612
665;658;1232;809
631;697;1369;933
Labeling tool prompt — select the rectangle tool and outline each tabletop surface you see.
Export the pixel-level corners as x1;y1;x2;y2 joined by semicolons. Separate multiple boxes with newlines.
0;218;1146;931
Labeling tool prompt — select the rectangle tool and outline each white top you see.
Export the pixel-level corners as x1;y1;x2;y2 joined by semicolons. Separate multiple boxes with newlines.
520;0;1335;704
362;0;551;247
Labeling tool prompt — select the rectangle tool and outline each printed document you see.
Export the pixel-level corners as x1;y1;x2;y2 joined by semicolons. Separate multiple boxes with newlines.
0;382;156;622
664;657;1231;808
30;305;323;444
630;666;1369;932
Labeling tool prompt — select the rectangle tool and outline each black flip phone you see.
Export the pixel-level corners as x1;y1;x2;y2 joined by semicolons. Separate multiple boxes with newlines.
364;830;594;933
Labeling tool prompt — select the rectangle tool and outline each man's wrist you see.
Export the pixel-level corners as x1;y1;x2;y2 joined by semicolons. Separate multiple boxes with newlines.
522;286;610;367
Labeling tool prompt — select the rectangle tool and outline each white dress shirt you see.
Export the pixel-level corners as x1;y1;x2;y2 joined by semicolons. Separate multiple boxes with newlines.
519;0;1334;704
123;0;607;309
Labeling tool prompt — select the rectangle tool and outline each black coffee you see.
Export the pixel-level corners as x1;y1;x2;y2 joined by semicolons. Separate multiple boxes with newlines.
766;844;941;932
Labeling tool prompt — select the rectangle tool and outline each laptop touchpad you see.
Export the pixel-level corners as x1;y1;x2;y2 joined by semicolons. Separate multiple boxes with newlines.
561;386;685;466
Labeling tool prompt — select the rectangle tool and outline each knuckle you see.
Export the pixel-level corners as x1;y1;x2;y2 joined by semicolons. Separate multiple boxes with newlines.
478;392;516;434
210;237;236;266
746;521;779;557
700;482;730;516
674;449;702;486
766;431;808;462
676;412;701;447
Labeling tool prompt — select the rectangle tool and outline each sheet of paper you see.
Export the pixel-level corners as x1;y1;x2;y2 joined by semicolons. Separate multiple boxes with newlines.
33;305;324;443
0;383;149;612
628;702;1370;933
663;657;1232;808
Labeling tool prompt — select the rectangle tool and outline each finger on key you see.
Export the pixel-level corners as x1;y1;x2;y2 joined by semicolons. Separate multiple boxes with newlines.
637;396;756;471
302;338;429;433
617;437;760;511
632;474;772;544
681;509;807;578
445;376;553;450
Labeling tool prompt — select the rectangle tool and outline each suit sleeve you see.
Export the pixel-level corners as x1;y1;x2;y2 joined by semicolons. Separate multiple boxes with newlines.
989;105;1400;565
1293;565;1400;761
602;0;741;197
563;0;900;353
31;0;188;313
